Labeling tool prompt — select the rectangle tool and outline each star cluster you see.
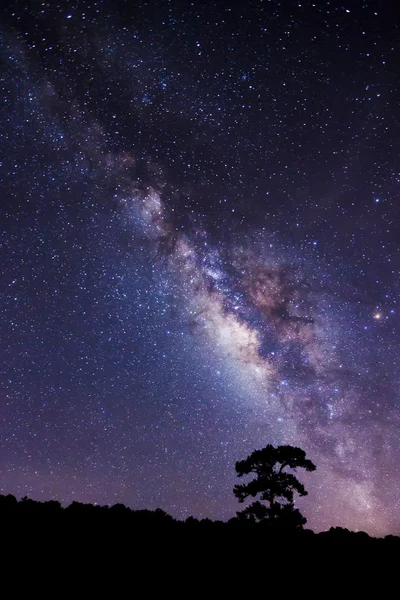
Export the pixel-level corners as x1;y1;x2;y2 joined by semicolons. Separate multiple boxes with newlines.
1;0;400;535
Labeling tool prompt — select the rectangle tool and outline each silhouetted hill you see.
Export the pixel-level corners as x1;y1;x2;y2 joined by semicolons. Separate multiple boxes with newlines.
1;494;398;592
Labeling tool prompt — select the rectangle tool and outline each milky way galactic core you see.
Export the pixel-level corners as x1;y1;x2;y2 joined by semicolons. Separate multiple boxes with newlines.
1;1;400;535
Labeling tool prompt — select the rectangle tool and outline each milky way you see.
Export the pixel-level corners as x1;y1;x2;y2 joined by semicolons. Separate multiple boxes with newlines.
1;1;400;535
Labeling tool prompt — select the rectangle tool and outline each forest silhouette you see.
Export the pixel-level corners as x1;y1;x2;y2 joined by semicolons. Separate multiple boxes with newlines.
1;445;398;558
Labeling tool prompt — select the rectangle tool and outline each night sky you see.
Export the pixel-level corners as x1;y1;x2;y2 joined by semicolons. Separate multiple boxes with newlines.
1;0;400;536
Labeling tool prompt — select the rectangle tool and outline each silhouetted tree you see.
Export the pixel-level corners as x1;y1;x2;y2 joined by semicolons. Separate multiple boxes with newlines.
0;494;17;511
0;493;397;557
233;444;316;528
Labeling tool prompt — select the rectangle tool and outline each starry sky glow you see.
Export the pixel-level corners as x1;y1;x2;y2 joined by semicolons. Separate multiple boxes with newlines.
1;0;400;536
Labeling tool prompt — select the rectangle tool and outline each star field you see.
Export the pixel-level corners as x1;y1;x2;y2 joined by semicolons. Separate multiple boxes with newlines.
1;0;400;535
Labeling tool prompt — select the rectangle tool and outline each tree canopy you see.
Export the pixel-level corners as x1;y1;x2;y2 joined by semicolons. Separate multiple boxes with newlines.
233;444;316;528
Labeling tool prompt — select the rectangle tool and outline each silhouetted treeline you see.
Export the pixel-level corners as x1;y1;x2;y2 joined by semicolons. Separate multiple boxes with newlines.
1;493;398;551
